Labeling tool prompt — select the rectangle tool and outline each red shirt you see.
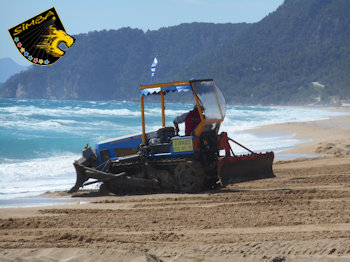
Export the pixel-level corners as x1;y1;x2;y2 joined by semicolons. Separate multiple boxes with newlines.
184;109;201;136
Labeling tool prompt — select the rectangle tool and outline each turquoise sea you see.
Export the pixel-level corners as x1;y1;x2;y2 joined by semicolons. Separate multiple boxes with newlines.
0;98;346;204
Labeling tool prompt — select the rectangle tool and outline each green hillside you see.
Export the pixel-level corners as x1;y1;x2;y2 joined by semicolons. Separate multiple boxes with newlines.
1;0;349;105
182;0;350;104
1;23;248;101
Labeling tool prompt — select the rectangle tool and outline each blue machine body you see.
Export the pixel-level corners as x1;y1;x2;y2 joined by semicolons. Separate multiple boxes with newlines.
95;133;142;164
95;132;197;165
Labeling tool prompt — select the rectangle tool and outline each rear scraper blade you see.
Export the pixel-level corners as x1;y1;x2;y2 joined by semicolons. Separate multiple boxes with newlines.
218;151;275;186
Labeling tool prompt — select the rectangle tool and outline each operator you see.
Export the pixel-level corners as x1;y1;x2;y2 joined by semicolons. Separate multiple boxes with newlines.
173;104;202;136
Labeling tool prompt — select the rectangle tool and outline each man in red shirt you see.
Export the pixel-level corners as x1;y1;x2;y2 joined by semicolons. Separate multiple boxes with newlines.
173;105;201;136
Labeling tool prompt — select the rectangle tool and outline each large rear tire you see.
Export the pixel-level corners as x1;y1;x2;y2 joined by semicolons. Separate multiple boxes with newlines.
173;161;205;192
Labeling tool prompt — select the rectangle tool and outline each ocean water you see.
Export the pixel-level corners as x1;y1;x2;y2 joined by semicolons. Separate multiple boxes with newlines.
0;98;346;203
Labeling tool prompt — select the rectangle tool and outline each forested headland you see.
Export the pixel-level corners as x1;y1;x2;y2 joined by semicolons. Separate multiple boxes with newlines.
1;0;349;105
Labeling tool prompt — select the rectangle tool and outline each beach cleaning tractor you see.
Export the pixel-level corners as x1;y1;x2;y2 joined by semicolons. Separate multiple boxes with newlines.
69;79;274;194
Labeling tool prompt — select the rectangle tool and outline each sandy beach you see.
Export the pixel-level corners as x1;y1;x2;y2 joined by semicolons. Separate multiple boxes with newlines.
1;110;349;262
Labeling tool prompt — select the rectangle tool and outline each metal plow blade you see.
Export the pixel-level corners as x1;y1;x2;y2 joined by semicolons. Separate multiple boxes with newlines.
218;152;275;186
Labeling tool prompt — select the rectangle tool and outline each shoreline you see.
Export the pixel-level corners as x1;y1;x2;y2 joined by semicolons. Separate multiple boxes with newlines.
253;114;350;158
1;108;349;208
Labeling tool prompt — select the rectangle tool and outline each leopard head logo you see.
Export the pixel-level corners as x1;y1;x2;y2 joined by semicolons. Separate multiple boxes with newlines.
35;25;75;57
9;7;75;65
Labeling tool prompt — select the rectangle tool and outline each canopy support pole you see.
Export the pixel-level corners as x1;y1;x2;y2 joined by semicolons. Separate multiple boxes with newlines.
141;95;146;144
160;91;165;127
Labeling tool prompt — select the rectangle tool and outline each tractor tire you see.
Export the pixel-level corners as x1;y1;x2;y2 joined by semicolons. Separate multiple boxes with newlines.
173;161;205;192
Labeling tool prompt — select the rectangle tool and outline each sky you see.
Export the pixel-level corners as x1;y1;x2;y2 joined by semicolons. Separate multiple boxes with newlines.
1;0;283;66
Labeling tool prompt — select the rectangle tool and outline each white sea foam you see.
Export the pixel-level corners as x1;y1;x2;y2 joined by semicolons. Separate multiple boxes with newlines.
0;153;78;182
146;107;188;117
223;106;347;132
0;153;80;200
1;105;141;118
1;103;192;120
0;117;128;135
